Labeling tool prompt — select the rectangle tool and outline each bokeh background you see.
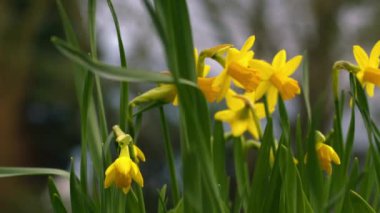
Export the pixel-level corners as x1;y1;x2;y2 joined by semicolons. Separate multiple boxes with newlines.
1;0;380;212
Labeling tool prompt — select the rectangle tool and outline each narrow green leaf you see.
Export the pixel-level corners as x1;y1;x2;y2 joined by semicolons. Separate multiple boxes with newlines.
233;137;249;211
70;160;86;213
0;167;69;178
349;190;375;213
158;185;168;213
48;177;67;213
51;37;182;84
302;53;311;121
278;97;290;146
248;119;274;212
159;107;180;205
212;121;229;202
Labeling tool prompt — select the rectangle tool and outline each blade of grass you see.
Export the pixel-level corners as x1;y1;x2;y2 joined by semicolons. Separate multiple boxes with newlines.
348;190;376;213
105;0;129;130
48;177;67;213
0;167;69;178
51;37;185;84
247;118;274;212
233;137;250;211
150;0;227;211
212;121;229;203
159;107;180;205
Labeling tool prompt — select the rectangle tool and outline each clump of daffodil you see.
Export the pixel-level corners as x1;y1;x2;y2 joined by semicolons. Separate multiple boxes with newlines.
315;131;341;175
104;125;145;194
250;49;302;112
353;40;380;97
213;35;261;101
214;90;265;139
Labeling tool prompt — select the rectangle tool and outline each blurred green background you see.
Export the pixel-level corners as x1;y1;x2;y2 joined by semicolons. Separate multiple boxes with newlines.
1;0;380;212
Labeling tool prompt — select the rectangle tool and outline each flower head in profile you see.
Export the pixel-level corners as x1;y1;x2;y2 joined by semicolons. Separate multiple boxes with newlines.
315;131;341;175
250;49;302;112
104;126;145;194
214;90;265;139
213;36;261;101
353;40;380;97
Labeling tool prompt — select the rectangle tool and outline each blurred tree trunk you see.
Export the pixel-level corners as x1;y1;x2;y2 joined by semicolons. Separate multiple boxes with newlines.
308;0;343;129
0;0;81;211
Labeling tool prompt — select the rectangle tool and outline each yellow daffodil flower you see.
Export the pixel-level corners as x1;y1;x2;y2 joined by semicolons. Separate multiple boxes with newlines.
104;126;145;194
104;145;145;194
214;90;265;139
353;40;380;97
213;36;261;101
250;49;302;111
315;131;341;175
316;143;340;175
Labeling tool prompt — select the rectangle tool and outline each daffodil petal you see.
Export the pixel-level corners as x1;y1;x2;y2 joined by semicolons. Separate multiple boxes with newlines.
134;145;146;162
226;90;244;110
115;157;131;175
365;83;375;97
247;119;259;139
255;81;271;101
272;49;287;69
283;55;303;76
104;166;116;188
241;35;255;53
231;120;248;136
122;185;132;194
213;70;230;101
254;102;266;119
353;45;369;68
369;40;380;67
131;163;144;187
249;59;274;80
215;110;235;121
266;86;278;113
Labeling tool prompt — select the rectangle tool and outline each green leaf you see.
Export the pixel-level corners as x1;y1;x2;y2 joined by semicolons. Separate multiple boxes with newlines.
301;53;311;121
278;97;290;145
0;167;69;178
212;121;229;203
48;177;67;213
148;0;228;212
348;190;375;213
233;137;249;211
70;160;86;213
159;107;180;205
51;37;182;84
248;119;274;212
158;185;168;213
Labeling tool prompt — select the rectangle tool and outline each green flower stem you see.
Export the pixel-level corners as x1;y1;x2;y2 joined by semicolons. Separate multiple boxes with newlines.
212;54;226;67
233;137;249;211
95;76;109;141
332;60;360;99
159;107;180;204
